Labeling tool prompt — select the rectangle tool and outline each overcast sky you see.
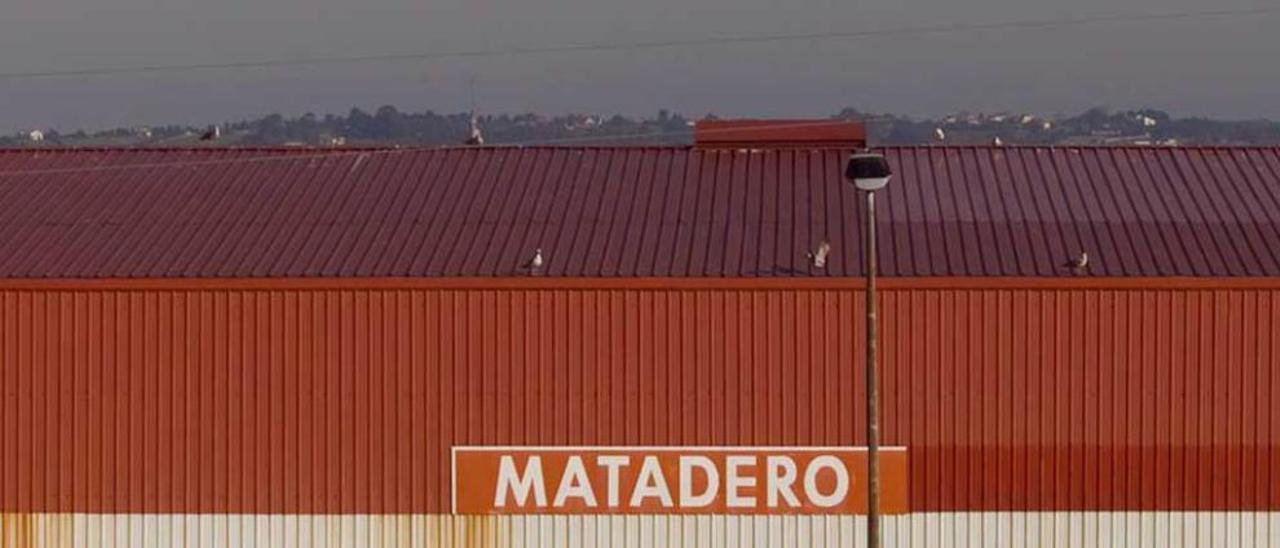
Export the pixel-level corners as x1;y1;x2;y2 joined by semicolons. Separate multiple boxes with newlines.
1;0;1277;132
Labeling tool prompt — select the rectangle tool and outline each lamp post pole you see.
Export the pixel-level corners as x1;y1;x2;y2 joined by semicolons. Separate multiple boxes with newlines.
864;189;881;548
846;151;890;548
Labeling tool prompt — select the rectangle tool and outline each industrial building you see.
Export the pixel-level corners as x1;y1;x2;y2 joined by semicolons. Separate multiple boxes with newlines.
0;122;1278;547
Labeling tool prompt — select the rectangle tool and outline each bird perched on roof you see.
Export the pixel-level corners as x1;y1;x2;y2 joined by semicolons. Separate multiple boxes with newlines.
464;113;484;146
523;248;544;272
1063;251;1089;273
807;241;832;269
992;136;1004;146
934;128;946;142
200;125;221;141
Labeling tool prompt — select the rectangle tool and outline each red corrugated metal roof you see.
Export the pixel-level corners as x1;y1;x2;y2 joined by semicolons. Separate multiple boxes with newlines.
0;145;1277;278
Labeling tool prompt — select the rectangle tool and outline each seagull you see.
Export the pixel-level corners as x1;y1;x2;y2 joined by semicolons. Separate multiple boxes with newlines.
934;128;946;142
807;241;832;269
992;136;1004;146
524;248;544;270
464;114;484;146
199;125;221;141
1063;251;1089;273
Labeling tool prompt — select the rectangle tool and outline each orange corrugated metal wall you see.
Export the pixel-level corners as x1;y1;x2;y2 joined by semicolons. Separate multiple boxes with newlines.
0;287;1276;515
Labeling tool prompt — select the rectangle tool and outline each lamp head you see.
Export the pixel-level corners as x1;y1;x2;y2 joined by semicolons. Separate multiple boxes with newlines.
845;152;892;192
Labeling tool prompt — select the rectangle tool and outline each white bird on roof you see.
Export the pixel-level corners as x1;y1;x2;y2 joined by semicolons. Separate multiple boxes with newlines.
524;248;544;270
464;113;484;146
992;136;1004;146
934;128;946;142
807;241;832;269
1063;251;1089;273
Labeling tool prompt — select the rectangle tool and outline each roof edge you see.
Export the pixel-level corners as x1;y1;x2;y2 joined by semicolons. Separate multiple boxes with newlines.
0;277;1276;291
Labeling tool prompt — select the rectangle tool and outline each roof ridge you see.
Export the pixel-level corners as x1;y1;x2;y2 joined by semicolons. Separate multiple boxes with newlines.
5;144;1280;154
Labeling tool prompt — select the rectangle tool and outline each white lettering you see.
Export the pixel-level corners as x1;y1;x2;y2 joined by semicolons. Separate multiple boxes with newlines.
494;456;547;507
765;456;801;507
596;455;631;507
678;456;719;507
484;450;861;513
803;456;849;508
629;456;674;507
725;456;757;508
553;456;598;507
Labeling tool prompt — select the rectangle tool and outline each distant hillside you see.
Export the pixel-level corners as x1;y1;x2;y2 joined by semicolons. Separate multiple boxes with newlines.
5;107;1279;148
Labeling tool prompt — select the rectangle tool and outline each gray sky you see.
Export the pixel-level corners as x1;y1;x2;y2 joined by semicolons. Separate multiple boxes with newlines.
1;0;1277;132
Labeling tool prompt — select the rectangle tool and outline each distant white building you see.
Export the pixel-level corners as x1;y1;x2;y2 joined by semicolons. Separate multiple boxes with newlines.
563;114;602;131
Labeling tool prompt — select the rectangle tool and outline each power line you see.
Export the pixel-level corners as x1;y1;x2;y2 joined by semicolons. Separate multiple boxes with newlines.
0;7;1274;80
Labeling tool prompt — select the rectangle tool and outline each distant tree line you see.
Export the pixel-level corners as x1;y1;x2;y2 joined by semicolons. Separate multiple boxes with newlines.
847;107;1280;146
223;107;697;146
4;106;1279;147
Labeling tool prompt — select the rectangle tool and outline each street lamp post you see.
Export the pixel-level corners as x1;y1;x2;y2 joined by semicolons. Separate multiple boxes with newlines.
845;152;892;548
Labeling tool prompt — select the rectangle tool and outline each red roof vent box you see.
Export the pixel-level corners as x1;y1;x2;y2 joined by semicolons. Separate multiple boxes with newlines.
694;119;867;149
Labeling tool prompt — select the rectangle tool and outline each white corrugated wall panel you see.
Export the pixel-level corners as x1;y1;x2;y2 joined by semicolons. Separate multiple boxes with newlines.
5;513;1280;547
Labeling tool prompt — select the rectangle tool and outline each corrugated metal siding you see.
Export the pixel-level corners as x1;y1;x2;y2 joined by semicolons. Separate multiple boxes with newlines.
0;146;1278;278
1;287;1276;515
4;513;1280;547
